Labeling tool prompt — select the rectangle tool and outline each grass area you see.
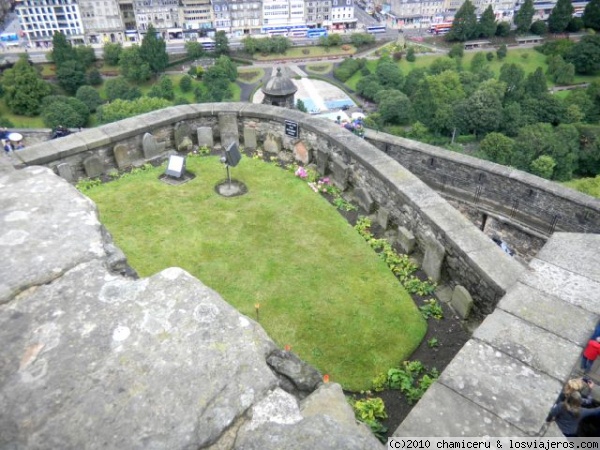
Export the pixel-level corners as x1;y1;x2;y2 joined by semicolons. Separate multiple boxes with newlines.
305;62;334;75
237;68;265;84
0;100;46;128
563;175;600;198
84;155;427;390
253;44;356;61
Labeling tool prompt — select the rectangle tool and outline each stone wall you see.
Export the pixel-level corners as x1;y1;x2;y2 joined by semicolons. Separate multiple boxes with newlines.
11;103;526;317
364;132;600;236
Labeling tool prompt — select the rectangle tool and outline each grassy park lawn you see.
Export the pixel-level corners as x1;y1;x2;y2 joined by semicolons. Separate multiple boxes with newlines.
84;155;427;390
253;44;356;61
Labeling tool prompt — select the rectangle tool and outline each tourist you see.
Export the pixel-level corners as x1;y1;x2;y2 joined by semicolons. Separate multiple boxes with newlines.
591;321;600;340
547;392;600;437
582;337;600;373
3;139;12;154
558;378;596;407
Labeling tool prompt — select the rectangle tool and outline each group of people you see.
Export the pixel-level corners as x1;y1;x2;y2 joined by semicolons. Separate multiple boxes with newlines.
0;128;24;154
335;115;365;138
546;322;600;437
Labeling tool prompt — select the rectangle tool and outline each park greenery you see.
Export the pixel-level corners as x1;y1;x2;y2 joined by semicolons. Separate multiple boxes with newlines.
83;154;427;390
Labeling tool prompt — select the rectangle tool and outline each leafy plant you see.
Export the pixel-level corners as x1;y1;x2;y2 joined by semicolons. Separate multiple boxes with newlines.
404;277;437;297
427;337;439;348
371;372;388;392
333;196;357;211
386;361;439;405
419;298;444;320
198;145;211;156
351;397;388;441
76;178;102;191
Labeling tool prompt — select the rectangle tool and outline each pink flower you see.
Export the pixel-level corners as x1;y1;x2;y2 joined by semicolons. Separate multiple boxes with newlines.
295;167;307;179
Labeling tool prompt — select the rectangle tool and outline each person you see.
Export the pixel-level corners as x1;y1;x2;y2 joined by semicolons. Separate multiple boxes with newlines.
577;414;600;437
547;392;600;437
591;321;600;341
3;139;12;154
558;378;596;407
582;337;600;373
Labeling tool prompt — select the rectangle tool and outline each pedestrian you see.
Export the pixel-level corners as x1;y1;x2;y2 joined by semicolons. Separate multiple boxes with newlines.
582;337;600;374
591;321;600;341
547;392;600;437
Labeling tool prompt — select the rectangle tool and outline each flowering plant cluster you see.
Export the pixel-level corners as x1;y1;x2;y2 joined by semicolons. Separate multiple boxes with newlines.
295;166;308;179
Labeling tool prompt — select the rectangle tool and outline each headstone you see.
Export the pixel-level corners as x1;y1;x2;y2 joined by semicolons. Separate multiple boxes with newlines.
397;226;416;254
293;141;310;165
177;136;193;152
376;207;389;230
354;187;374;213
56;163;74;182
423;238;445;283
330;155;348;191
243;126;257;150
174;121;192;149
316;148;329;175
264;133;282;154
197;126;214;148
218;113;239;150
451;285;473;319
142;132;165;159
83;155;104;178
113;143;136;170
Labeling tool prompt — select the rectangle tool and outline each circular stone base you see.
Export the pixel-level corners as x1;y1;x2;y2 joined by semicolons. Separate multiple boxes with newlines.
215;179;248;197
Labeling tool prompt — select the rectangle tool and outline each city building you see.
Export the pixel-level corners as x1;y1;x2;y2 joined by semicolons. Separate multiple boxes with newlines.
331;0;357;30
387;0;447;29
262;0;306;30
15;0;85;47
79;0;125;44
305;0;331;28
133;0;179;38
211;0;231;32
117;0;138;41
229;0;261;35
179;0;213;38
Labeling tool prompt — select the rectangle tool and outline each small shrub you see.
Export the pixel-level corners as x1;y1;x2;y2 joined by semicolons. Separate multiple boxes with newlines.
427;337;439;348
419;298;444;320
76;178;102;191
486;52;494;61
393;51;403;61
302;48;310;55
351;397;388;441
406;47;416;62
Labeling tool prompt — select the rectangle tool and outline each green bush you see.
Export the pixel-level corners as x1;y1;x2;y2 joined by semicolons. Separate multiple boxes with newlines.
334;58;364;82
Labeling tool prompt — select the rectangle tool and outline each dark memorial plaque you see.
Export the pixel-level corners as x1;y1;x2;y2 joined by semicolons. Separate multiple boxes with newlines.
285;120;299;138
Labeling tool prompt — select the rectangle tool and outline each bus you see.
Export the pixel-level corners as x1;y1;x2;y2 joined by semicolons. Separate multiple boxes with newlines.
289;27;308;38
307;27;328;38
429;22;453;35
198;38;216;51
366;25;386;34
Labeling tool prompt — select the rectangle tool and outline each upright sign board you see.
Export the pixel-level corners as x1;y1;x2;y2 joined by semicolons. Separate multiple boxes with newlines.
285;120;299;138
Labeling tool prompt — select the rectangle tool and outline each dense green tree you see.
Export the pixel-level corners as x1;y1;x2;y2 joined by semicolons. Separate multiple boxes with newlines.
530;155;556;179
214;30;230;55
376;60;404;89
119;45;151;82
200;65;232;102
496;21;511;37
214;55;237;81
564;104;586;123
548;0;574;32
567;17;584;32
103;42;123;66
428;57;458;75
447;0;477;41
87;68;103;86
271;36;291;54
515;0;535;34
406;47;416;62
548;57;575;85
584;0;600;30
448;43;464;59
530;20;548;35
349;32;375;47
139;24;168;74
480;132;515;165
499;63;525;103
455;81;504;136
320;34;342;47
566;35;600;74
523;67;548;98
56;60;87;95
521;94;565;125
2;56;52;116
501;102;524;136
179;74;193;93
478;5;497;38
551;124;580;180
565;89;594;121
76;85;103;112
75;46;96;68
104;76;142;102
51;31;76;67
97;97;171;124
470;52;487;73
496;44;508;60
377;90;412;125
41;95;89;128
148;75;175;100
186;41;206;58
296;99;307;112
402;68;426;96
356;74;383;100
576;124;600;175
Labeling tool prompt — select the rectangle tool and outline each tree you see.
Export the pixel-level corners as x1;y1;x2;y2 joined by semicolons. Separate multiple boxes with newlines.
406;47;416;62
402;67;426;96
296;99;307;112
530;155;556;179
76;85;103;112
119;45;151;82
105;76;142;102
567;17;584;32
499;63;525;103
377;90;412;125
455;81;504;136
428;57;458;75
148;75;175;100
51;31;76;68
480;132;515;165
496;44;508;60
41;96;89;128
2;55;52;116
447;0;477;41
566;35;600;74
448;43;464;59
56;60;87;95
524;67;548;98
478;5;497;38
349;33;375;47
375;60;404;90
185;41;206;58
179;75;193;93
76;46;96;68
496;21;511;37
103;42;122;66
515;0;535;34
87;68;103;86
470;52;487;73
97;97;171;124
356;74;383;100
530;20;548;35
139;24;168;75
214;55;238;81
215;30;230;55
584;0;600;31
200;65;232;102
548;0;574;33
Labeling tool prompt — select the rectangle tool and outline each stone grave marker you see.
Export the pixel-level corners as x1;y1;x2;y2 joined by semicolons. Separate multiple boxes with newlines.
197;127;214;148
218;113;239;149
174;122;192;149
114;143;136;170
83;155;104;178
56;163;74;182
330;155;349;191
264;133;282;154
293;141;310;165
397;226;416;254
451;285;473;319
423;238;445;282
316;148;329;175
142;132;165;159
243;126;257;150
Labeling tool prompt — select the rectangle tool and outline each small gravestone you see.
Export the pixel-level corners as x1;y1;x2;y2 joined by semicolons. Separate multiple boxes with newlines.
142;132;165;159
397;226;416;254
177;136;193;152
330;155;349;191
423;238;445;283
243;126;257;150
376;207;389;230
451;285;473;319
56;163;74;182
218;113;239;150
264;133;282;154
83;155;104;178
354;187;374;213
197;126;214;148
316;148;329;175
174;122;192;149
293;141;310;165
114;143;136;170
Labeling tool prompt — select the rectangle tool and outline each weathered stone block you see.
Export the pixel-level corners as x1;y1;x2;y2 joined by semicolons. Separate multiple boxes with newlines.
142;132;165;159
451;285;473;319
113;143;137;170
83;155;104;178
293;141;310;165
376;207;389;230
330;155;348;191
316;148;329;175
264;133;282;154
177;136;193;152
197;126;214;148
174;121;192;148
218;113;239;149
56;163;74;182
423;237;445;282
397;226;415;254
243;126;257;150
354;188;374;214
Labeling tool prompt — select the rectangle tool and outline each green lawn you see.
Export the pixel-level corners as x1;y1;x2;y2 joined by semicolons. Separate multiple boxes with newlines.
84;155;427;390
253;44;356;61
